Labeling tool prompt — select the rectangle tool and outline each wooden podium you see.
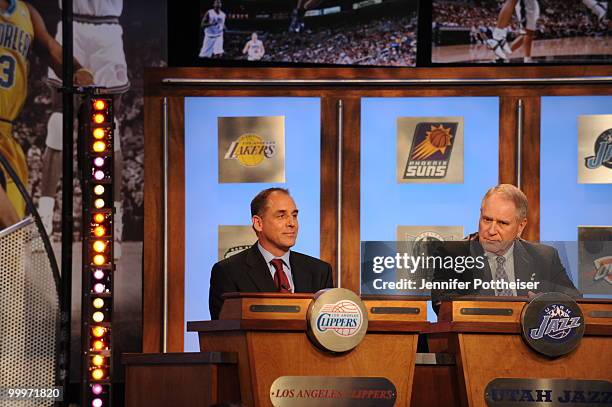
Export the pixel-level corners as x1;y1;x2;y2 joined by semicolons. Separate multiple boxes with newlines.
187;293;429;406
427;297;612;407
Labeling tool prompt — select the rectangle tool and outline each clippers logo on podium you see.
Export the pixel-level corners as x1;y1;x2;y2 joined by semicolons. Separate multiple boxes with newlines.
397;117;464;184
316;300;362;337
307;288;368;353
521;292;585;357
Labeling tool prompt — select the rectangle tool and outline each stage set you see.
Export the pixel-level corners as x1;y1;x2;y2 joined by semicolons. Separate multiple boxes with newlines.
1;0;612;406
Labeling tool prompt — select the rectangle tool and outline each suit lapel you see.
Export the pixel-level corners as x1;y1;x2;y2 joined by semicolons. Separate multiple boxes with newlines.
513;240;534;295
469;240;492;280
290;252;311;293
246;244;278;292
469;239;495;295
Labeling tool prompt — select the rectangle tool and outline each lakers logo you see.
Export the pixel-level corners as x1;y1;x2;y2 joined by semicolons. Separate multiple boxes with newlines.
224;134;276;167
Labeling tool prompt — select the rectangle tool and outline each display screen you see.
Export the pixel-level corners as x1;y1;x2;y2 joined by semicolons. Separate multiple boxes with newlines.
194;0;418;66
431;0;612;64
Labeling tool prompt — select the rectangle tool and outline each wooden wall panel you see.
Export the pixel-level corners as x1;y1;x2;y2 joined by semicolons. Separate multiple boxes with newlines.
143;96;163;353
320;98;340;285
520;97;541;242
143;96;185;353
340;98;361;293
168;97;186;351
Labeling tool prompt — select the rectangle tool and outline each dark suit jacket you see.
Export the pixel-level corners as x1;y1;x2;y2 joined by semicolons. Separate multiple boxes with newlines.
209;244;334;319
431;236;580;313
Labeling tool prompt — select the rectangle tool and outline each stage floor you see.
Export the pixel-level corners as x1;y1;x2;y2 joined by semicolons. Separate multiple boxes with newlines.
433;36;612;63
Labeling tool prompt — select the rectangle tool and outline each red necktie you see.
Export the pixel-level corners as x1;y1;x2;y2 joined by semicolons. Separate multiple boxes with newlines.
270;259;291;293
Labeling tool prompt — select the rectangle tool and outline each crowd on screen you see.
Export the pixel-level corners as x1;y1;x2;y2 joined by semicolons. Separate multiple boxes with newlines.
434;0;606;42
225;14;418;66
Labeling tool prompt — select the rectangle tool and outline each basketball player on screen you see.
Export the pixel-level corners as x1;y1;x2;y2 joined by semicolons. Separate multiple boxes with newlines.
38;0;128;258
288;0;325;33
242;32;265;61
486;0;539;62
199;0;226;58
1;0;93;229
582;0;609;29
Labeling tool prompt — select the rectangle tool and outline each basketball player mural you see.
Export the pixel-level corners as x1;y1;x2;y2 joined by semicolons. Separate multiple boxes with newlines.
199;0;226;58
37;0;128;257
0;0;93;229
242;32;265;61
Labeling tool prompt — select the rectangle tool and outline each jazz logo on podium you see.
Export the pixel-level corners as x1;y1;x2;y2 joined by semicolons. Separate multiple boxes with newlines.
403;122;458;180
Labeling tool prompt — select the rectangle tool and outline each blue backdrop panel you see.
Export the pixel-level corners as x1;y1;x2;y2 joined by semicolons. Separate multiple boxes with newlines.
541;96;612;286
361;97;500;320
184;97;321;351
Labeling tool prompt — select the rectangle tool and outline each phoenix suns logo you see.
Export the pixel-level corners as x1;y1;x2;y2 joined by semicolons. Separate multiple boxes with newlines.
403;122;458;179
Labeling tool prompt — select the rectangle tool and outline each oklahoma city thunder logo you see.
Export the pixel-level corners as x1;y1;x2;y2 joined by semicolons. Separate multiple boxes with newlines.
529;304;582;342
316;300;362;337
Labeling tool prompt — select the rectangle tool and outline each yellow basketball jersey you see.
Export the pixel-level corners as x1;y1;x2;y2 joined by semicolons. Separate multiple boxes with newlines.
0;0;33;122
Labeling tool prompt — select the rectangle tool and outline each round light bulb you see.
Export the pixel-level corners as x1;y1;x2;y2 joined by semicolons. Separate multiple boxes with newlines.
92;355;104;366
93;114;105;124
94;157;105;167
93;298;104;309
92;326;105;338
93;283;105;293
93;141;106;153
94;226;106;237
92;340;105;351
94;170;105;180
94;199;105;209
91;368;104;380
94;185;105;196
93;269;105;280
94;213;105;223
93;240;106;253
93;255;106;266
92;398;103;407
94;100;106;110
93;128;105;139
91;384;103;395
92;311;105;322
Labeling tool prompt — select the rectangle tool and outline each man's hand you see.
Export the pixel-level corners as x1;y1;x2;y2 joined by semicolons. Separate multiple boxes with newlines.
74;68;95;86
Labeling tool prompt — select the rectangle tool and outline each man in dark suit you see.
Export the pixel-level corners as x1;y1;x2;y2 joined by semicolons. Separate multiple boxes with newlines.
432;184;579;312
209;188;334;319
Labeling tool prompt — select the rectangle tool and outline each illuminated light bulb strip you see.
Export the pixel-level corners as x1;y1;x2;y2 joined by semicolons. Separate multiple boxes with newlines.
80;93;114;407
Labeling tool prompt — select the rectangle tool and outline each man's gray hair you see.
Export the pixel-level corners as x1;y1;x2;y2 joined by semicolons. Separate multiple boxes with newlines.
481;184;528;219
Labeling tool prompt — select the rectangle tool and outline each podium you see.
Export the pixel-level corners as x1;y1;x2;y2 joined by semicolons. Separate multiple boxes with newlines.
187;293;429;406
427;297;612;407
